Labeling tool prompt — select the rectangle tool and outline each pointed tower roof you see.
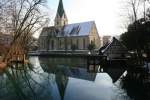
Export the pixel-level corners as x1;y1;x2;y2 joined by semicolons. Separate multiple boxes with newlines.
57;0;65;17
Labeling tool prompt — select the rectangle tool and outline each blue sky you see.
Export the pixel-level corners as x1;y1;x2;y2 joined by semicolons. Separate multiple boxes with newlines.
46;0;126;36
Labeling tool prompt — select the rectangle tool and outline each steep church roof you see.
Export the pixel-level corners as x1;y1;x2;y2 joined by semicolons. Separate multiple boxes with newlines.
40;21;96;37
62;21;95;37
57;0;65;17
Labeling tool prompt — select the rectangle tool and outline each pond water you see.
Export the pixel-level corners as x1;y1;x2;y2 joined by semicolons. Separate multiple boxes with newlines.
0;56;131;100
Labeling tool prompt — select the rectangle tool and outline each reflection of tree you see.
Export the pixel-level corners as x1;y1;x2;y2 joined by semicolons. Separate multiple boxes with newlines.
121;74;150;100
0;65;53;100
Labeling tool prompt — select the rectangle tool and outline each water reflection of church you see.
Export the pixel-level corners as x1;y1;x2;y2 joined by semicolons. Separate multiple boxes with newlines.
39;57;97;99
38;57;127;100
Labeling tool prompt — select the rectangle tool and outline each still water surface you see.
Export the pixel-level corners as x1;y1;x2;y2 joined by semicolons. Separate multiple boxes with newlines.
0;56;131;100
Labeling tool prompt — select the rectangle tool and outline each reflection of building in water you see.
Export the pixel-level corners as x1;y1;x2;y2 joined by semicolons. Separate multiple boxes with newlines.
55;70;69;100
39;57;87;70
38;0;101;52
42;63;97;81
39;56;126;83
39;57;97;81
103;67;126;82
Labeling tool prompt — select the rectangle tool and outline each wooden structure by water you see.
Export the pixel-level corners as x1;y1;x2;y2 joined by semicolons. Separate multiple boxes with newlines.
0;37;29;71
5;42;27;63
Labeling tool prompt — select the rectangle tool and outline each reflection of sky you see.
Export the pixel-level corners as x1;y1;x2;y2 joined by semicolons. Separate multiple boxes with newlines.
29;56;44;73
64;73;113;100
50;78;61;100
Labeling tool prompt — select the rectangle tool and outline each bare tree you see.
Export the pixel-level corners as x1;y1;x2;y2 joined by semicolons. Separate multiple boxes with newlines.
124;0;142;23
119;0;150;32
0;0;49;65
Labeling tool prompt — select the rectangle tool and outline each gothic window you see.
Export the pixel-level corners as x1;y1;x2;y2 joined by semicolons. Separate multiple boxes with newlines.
43;38;45;49
77;39;79;49
51;40;54;50
71;39;72;45
59;40;61;49
91;40;93;44
83;38;85;49
40;39;42;49
94;38;95;44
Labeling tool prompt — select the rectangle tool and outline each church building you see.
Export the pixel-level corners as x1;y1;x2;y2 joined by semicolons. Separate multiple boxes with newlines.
38;0;101;53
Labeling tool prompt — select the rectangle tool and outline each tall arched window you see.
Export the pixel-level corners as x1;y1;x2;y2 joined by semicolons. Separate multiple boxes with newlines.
83;38;85;49
51;40;54;50
57;21;59;25
94;38;96;44
77;39;79;49
70;39;72;45
59;40;61;49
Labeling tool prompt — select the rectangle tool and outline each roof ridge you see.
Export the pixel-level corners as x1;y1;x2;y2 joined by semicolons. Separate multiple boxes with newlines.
65;20;95;26
40;20;96;37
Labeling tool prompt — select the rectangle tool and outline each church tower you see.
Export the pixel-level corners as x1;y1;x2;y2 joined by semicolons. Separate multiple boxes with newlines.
54;0;68;27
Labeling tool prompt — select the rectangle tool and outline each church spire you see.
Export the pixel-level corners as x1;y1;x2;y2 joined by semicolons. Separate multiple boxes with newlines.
55;0;68;27
57;0;65;17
